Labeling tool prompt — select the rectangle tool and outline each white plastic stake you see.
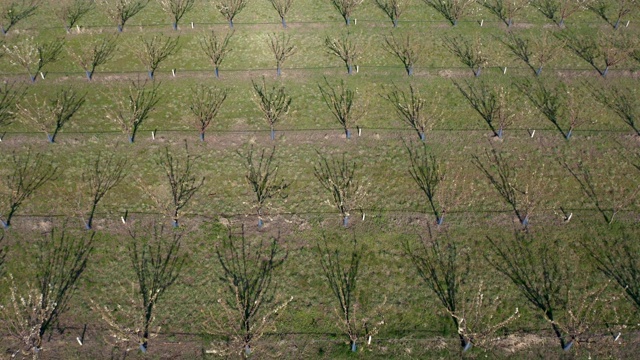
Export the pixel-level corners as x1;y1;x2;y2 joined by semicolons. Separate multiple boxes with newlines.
362;212;366;221
76;25;80;32
172;69;176;77
480;19;484;26
530;129;536;138
354;18;357;25
40;72;45;79
503;67;507;74
615;333;621;341
626;20;630;27
367;336;372;345
358;127;362;136
191;22;194;28
121;216;126;224
356;65;359;73
152;130;156;140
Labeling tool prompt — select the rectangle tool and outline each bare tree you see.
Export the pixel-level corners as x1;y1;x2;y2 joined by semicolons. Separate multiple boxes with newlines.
72;34;118;80
443;35;487;77
587;0;637;29
590;82;640;136
215;0;248;28
374;0;405;27
56;0;94;32
100;0;149;32
479;0;529;27
155;142;205;227
268;0;294;28
189;84;227;141
515;78;585;139
453;80;512;138
207;225;289;358
158;0;195;30
500;31;561;76
318;77;363;138
252;77;292;140
127;222;185;352
325;31;360;75
268;32;296;76
199;29;233;78
81;150;128;229
0;0;40;34
423;0;474;26
560;158;638;225
471;146;534;227
383;83;438;141
17;87;86;143
558;30;632;77
316;232;383;352
107;79;161;143
384;32;420;76
405;142;445;225
314;152;366;227
136;33;180;79
239;145;290;227
3;36;64;82
485;231;581;350
531;0;584;27
404;227;519;350
0;82;24;129
582;223;640;311
0;149;58;228
330;0;363;25
0;227;94;357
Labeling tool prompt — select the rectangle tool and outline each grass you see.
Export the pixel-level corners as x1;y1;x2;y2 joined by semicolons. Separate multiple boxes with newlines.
0;0;639;358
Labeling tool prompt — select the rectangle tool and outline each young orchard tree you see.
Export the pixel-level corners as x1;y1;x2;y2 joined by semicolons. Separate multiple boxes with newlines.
383;83;439;141
453;80;512;138
136;33;180;80
558;30;632;77
0;149;57;229
199;29;233;78
81;150;128;230
0;0;39;34
268;32;296;76
530;0;585;27
314;152;366;227
0;82;24;129
560;158;638;225
126;222;185;352
404;228;519;351
268;0;294;28
100;0;150;32
239;145;290;227
207;225;289;358
590;82;640;136
318;77;363;139
485;231;579;350
479;0;529;27
443;35;487;77
384;32;420;76
252;77;292;140
330;0;364;25
3;36;64;82
500;31;561;76
0;227;94;357
405;142;445;225
189;84;228;141
17;87;86;143
153;143;205;228
108;79;161;143
374;0;405;27
515;78;585;139
325;31;360;75
423;0;474;26
158;0;195;30
72;34;118;80
581;223;640;311
471;146;534;228
317;232;384;352
215;0;248;28
56;0;94;33
587;0;637;29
